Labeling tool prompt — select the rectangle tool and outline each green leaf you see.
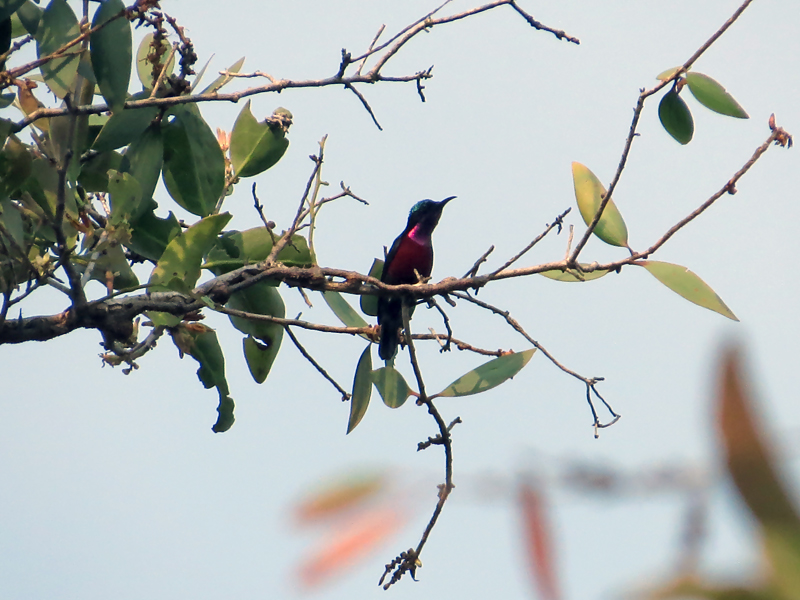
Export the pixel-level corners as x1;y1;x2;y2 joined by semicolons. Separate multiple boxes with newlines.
162;105;225;217
200;56;244;94
539;265;608;282
119;123;163;216
323;290;369;329
571;162;629;248
135;31;174;91
127;207;180;262
149;212;231;291
89;0;130;114
655;66;683;81
638;260;738;321
0;93;13;109
0;136;32;197
183;329;235;433
92;98;160;152
230;101;291;177
107;169;141;225
0;18;10;60
225;281;285;384
360;258;383;317
347;345;373;433
203;226;314;272
35;0;80;98
77;150;122;192
73;243;138;290
658;89;694;144
0;198;24;246
0;0;25;22
437;349;536;398
686;72;749;119
718;349;800;597
372;366;412;408
14;0;41;35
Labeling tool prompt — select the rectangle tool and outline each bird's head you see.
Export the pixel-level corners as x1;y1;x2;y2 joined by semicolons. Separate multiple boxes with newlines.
406;196;455;233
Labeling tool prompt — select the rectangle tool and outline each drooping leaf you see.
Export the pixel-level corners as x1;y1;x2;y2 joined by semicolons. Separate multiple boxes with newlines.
717;348;800;595
200;56;245;94
323;290;369;336
120;123;163;217
230;101;291;177
539;265;608;282
225;281;285;384
655;66;683;81
347;345;373;434
89;0;131;114
107;169;141;225
127;207;180;262
35;0;81;98
658;89;694;144
686;72;749;119
135;31;174;91
638;260;738;321
181;328;235;433
202;226;314;272
571;162;629;247
360;258;383;317
162;105;225;217
437;349;536;398
372;366;412;408
148;212;231;292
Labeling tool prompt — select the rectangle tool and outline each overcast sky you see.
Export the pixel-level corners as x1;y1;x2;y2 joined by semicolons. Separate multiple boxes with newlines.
2;1;799;599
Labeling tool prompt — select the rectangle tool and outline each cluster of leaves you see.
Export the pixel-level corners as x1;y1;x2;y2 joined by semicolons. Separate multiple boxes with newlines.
0;0;299;431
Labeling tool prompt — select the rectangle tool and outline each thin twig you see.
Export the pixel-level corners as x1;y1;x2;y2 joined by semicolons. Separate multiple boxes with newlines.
285;326;351;401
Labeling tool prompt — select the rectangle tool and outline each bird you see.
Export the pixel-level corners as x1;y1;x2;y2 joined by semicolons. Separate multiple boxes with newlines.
378;196;455;361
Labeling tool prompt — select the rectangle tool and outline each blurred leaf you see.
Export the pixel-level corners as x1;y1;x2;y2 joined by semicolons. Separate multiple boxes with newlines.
35;0;80;98
89;0;130;114
162;105;225;217
182;328;235;433
571;162;629;247
323;290;369;338
686;72;749;119
638;260;738;321
203;226;313;272
295;471;386;523
0;198;24;246
372;366;412;408
135;31;174;91
120;123;163;217
360;258;383;317
92;98;159;152
149;212;231;292
230;101;291;177
107;169;141;225
200;56;244;94
347;345;372;434
0;136;32;197
73;243;138;290
437;349;536;398
655;66;683;81
0;93;13;109
539;265;608;282
718;348;800;597
519;483;561;600
0;0;24;21
0;17;10;62
14;0;41;35
127;207;180;262
77;150;122;192
658;90;694;144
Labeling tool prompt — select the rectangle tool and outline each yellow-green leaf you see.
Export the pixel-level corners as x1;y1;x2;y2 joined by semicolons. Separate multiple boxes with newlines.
638;260;738;321
655;66;683;81
437;349;536;398
323;290;369;330
658;90;694;144
135;32;174;91
230;101;291;177
539;264;608;282
571;162;629;247
686;72;749;119
360;258;383;317
347;345;373;434
203;226;314;272
200;56;245;94
372;366;412;408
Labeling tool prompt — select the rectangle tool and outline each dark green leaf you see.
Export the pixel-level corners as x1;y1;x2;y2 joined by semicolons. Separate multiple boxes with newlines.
360;258;383;317
135;31;174;91
200;56;244;94
658;89;694;144
14;0;41;35
162;105;225;217
0;93;13;108
686;72;749;119
230;101;291;177
92;95;160;152
437;349;536;398
77;150;122;192
182;328;235;433
571;162;629;247
0;136;32;197
120;123;163;218
89;0;131;114
638;260;738;321
243;335;282;385
372;366;412;408
323;291;369;329
127;208;180;262
203;226;314;272
0;18;11;59
0;0;25;22
0;198;24;246
35;0;80;98
107;169;141;225
73;243;138;290
347;345;373;434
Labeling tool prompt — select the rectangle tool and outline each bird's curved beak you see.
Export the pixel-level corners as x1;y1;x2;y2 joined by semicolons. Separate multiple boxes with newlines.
440;196;456;206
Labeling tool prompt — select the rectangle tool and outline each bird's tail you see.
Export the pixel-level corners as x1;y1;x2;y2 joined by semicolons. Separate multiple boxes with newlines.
378;298;402;361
